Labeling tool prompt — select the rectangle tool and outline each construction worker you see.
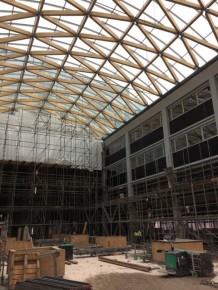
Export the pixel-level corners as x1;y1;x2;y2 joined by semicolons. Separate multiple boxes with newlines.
134;230;142;244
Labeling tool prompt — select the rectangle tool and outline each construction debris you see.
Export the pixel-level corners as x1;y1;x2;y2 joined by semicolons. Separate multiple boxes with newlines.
187;252;214;277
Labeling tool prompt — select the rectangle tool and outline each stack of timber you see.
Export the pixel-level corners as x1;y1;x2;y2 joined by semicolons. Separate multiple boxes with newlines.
98;256;152;272
187;251;214;277
14;276;93;290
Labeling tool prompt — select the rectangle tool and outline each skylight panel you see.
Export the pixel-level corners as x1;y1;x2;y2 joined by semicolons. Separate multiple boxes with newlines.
186;16;212;39
43;0;66;10
65;55;84;67
56;15;83;31
189;41;217;66
18;0;41;10
124;25;147;44
95;1;119;14
9;18;36;30
37;17;61;33
121;0;140;16
83;18;110;36
0;2;14;12
0;0;217;137
45;54;65;65
168;4;198;29
113;43;132;60
8;39;30;50
142;1;167;23
74;38;94;53
102;19;130;38
31;39;50;50
89;40;114;56
170;60;194;80
149;28;176;50
149;56;173;79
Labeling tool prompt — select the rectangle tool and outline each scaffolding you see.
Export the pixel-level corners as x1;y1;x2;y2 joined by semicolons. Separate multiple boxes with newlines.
0;111;102;238
1;111;218;251
97;158;218;251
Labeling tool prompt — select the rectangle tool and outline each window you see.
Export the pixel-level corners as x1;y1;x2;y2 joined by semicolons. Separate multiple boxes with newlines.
154;144;164;159
151;115;162;130
171;103;183;119
117;163;123;174
203;122;217;140
130;132;135;143
137;154;144;166
183;94;197;112
187;128;202;146
135;128;142;140
129;113;162;143
175;135;187;151
111;166;117;176
168;84;211;121
145;149;154;163
142;123;151;135
131;157;136;169
106;136;125;156
197;86;211;104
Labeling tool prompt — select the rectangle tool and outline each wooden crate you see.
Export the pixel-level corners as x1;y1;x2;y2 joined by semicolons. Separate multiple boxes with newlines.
20;247;65;277
8;250;40;290
4;240;33;254
7;246;65;288
37;246;65;277
152;239;204;262
67;235;89;244
95;236;127;248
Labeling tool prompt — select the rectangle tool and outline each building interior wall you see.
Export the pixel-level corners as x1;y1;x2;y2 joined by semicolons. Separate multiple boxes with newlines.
103;59;218;250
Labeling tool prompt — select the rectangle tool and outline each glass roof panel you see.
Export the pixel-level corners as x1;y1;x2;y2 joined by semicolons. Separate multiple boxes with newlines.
0;0;217;137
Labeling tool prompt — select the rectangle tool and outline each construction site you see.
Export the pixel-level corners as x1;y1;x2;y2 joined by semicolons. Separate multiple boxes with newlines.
0;0;218;289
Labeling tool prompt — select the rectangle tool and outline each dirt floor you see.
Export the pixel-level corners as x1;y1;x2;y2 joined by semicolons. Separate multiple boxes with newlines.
87;273;213;290
64;253;217;290
1;251;217;290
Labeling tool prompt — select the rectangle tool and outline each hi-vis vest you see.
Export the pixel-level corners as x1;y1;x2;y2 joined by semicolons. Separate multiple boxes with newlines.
134;231;142;237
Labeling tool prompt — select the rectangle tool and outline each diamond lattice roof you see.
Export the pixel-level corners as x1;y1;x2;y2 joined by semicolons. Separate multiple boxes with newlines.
0;0;217;137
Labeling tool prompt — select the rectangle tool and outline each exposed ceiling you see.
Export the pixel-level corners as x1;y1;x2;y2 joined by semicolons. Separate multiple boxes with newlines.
0;0;217;137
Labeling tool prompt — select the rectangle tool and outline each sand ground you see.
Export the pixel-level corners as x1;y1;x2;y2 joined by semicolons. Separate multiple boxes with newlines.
1;251;218;290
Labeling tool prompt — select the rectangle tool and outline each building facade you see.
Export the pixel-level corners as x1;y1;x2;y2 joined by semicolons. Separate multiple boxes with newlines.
102;57;218;246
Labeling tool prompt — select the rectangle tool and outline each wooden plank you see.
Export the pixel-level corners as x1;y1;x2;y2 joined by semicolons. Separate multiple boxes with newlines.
98;256;152;272
82;222;88;235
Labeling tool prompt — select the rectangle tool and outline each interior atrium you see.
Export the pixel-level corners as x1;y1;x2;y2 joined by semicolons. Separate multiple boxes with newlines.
0;0;218;249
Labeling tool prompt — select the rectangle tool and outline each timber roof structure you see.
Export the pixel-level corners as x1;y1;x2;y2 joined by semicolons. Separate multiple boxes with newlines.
0;0;217;137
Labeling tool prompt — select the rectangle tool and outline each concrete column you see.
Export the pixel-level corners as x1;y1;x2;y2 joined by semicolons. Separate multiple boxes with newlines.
125;133;135;242
209;76;218;129
125;133;133;197
161;107;173;168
